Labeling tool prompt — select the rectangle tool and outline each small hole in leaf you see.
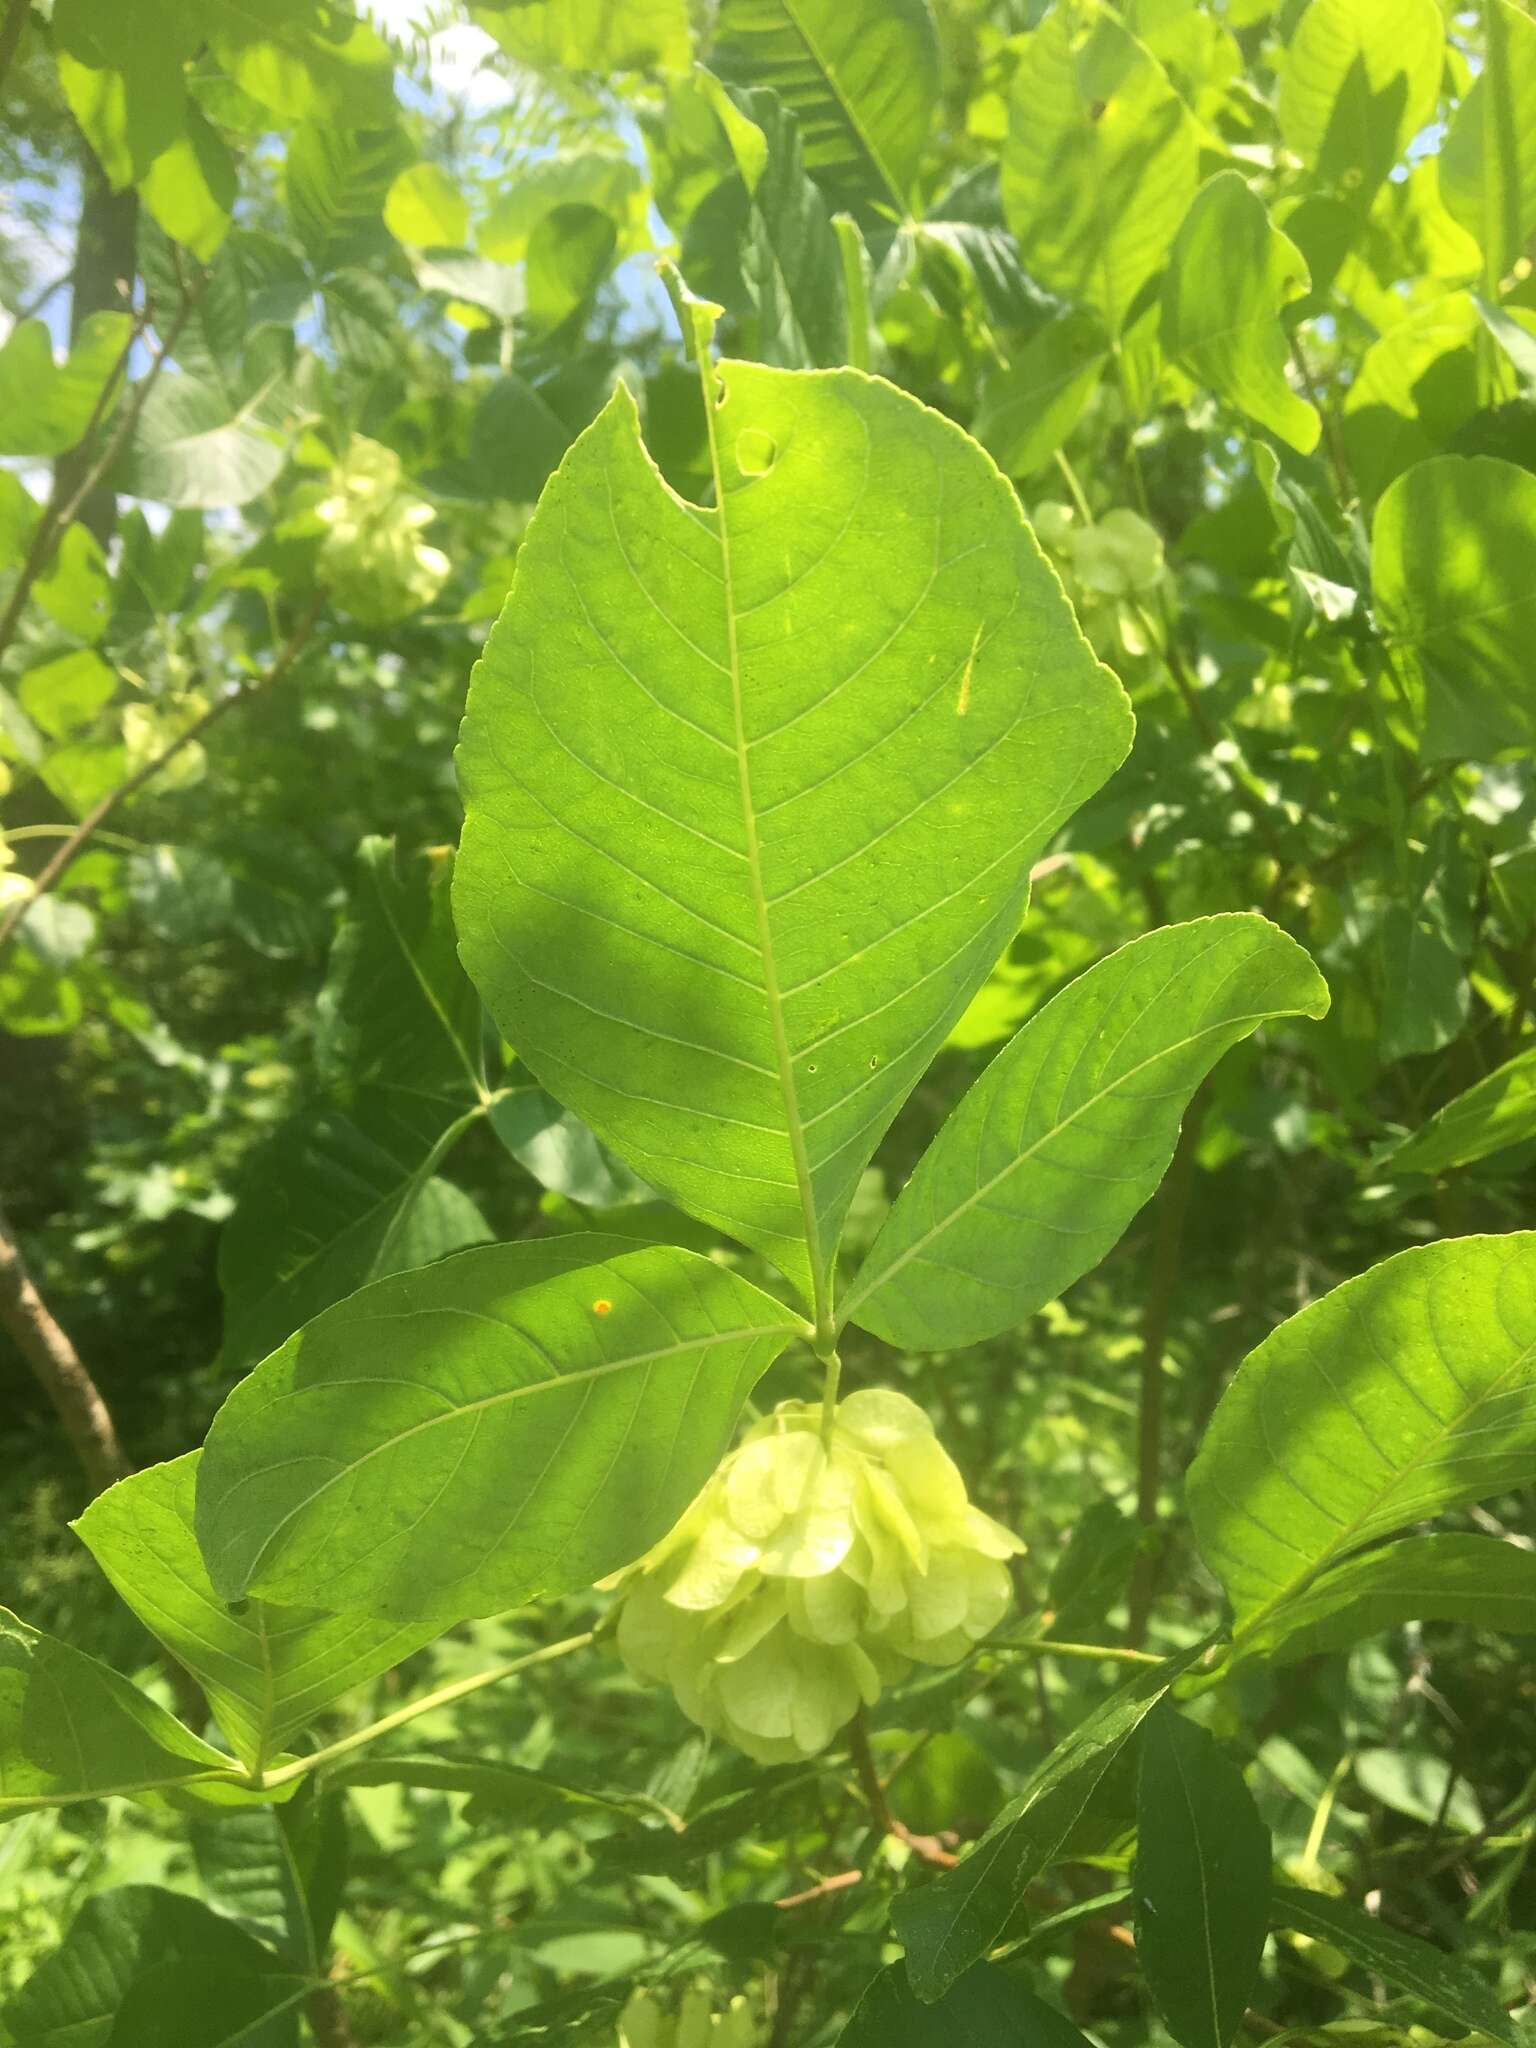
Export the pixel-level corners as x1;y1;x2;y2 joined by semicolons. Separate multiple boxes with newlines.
735;428;777;478
592;1299;613;1316
869;1055;880;1069
806;1061;818;1074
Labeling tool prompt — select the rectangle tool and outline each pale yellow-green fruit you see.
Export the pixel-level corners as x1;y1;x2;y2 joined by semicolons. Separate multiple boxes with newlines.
315;436;449;626
609;1390;1022;1763
617;1986;761;2048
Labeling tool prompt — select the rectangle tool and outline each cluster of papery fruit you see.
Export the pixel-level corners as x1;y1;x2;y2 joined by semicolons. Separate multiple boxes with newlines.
312;435;449;625
618;1986;760;2047
609;1389;1022;1763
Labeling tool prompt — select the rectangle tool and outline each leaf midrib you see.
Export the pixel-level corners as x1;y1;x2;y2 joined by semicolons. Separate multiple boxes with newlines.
702;369;828;1326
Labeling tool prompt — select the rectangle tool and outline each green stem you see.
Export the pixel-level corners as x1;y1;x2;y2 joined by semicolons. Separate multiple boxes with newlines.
255;1631;595;1791
1126;1082;1210;1645
1053;448;1094;527
993;1636;1164;1668
818;1343;843;1442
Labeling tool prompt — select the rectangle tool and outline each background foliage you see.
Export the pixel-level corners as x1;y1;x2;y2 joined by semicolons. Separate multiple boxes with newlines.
2;0;1535;2042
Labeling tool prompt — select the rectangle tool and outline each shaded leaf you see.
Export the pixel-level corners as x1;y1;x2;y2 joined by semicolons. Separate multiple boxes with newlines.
491;1085;649;1207
75;1455;436;1777
1377;902;1468;1063
315;837;483;1106
1439;0;1536;287
123;374;287;510
1384;1043;1536;1176
890;1639;1211;2001
1270;1887;1515;2044
837;1960;1093;2043
217;1095;490;1371
0;1886;298;2048
682;84;848;368
974;311;1108;480
195;1236;803;1623
1135;1707;1270;2048
1341;291;1480;502
1276;0;1443;202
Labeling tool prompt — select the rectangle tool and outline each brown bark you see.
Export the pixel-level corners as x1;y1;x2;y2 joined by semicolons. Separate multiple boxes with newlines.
0;1200;130;1495
59;162;139;544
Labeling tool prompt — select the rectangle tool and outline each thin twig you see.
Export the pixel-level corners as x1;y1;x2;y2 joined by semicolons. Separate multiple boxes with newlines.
0;596;322;955
848;1709;959;1868
0;1199;130;1494
775;1870;862;1910
1126;1082;1211;1645
0;274;202;668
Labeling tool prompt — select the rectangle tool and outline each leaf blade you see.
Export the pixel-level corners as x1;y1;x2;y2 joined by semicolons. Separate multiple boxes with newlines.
1186;1232;1536;1645
453;369;1131;1311
1271;1888;1515;2044
195;1236;803;1623
1135;1707;1270;2048
844;915;1327;1351
890;1638;1211;2001
75;1455;437;1776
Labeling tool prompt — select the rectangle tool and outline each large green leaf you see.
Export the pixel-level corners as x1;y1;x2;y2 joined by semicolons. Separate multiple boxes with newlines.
453;361;1131;1321
0;1607;230;1823
1439;0;1536;289
1234;1531;1536;1666
837;1961;1094;2044
75;1455;436;1777
195;1236;803;1622
1161;172;1320;453
707;0;940;214
217;1095;491;1371
681;84;849;369
0;312;133;458
1135;1708;1270;2048
890;1639;1210;2002
842;917;1326;1351
1276;0;1444;202
0;1886;301;2048
1001;8;1199;335
1372;454;1536;761
220;839;492;1368
1385;1043;1536;1176
1186;1234;1536;1649
1271;1888;1515;2044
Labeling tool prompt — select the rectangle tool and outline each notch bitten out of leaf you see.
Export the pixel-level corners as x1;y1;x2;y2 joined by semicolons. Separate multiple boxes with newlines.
454;358;1131;1316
